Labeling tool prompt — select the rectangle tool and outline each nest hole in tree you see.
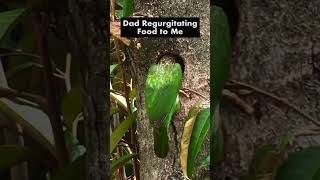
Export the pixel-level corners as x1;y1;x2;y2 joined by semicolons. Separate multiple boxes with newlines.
156;53;185;74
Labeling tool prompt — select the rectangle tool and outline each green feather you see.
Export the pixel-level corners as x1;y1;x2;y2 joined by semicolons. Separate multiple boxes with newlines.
145;63;182;158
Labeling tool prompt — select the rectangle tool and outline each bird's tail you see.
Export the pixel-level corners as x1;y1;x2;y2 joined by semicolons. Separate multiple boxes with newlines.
153;126;169;158
153;96;179;158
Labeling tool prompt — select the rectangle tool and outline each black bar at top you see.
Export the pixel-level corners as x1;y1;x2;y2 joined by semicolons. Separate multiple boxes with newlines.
121;17;200;37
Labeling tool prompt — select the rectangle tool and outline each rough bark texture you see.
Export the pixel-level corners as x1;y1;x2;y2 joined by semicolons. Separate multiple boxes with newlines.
220;0;320;179
129;1;210;179
62;0;109;179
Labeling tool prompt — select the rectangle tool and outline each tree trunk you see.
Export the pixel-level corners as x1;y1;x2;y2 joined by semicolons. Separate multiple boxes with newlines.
129;1;210;179
220;0;320;179
62;0;109;179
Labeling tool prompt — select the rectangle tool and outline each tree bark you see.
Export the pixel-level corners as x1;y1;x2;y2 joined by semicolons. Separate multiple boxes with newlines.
129;1;210;179
220;0;320;179
62;0;109;179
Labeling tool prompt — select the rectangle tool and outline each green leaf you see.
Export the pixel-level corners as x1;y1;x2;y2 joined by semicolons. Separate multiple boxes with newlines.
110;92;128;112
110;64;118;75
0;100;56;160
5;62;35;79
110;107;119;116
110;112;137;153
0;8;27;43
186;108;210;178
276;146;320;180
116;10;123;18
64;130;86;162
111;153;138;173
129;88;137;112
211;6;232;110
129;88;136;103
122;0;134;17
116;0;124;7
51;155;85;180
0;145;32;170
62;88;83;130
180;106;203;179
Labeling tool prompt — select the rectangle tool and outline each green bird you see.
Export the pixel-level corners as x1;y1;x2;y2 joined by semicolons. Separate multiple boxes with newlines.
145;62;182;158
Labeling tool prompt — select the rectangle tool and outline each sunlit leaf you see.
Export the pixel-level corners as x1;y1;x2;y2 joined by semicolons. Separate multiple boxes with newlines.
186;108;210;178
110;112;136;153
181;106;201;179
0;145;32;170
110;92;128;112
110;153;138;173
116;0;124;7
110;64;119;75
116;10;123;18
